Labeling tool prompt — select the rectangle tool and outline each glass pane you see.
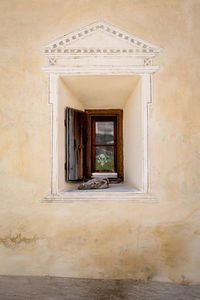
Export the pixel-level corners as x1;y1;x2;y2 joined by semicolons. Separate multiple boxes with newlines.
95;146;114;170
95;121;114;144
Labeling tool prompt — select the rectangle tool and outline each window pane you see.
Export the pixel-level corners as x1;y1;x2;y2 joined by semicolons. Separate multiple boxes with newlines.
95;121;114;144
95;146;114;171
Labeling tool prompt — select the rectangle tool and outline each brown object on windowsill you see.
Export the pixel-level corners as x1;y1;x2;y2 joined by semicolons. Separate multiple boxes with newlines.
78;177;109;190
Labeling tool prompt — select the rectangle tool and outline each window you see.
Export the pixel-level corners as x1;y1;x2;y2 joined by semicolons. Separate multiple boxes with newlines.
65;108;123;182
91;116;117;176
42;21;161;200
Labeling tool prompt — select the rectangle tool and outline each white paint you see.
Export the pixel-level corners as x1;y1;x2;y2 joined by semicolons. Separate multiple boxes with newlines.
41;21;161;202
141;73;152;193
123;78;143;190
92;173;118;178
43;66;159;74
62;75;139;109
49;73;59;195
43;191;157;202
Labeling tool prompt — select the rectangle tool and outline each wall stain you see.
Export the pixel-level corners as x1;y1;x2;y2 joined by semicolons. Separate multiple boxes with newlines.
0;233;38;249
152;222;195;283
153;223;189;268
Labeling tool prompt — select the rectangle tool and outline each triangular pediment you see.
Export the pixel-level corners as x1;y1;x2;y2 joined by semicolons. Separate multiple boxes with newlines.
42;21;162;56
65;31;135;49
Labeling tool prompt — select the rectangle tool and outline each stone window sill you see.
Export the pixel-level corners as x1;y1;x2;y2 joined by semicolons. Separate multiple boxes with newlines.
42;184;157;203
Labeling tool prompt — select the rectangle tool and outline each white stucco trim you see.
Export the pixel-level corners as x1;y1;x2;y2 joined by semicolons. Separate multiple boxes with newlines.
42;66;159;74
41;21;162;202
48;73;59;195
42;191;158;202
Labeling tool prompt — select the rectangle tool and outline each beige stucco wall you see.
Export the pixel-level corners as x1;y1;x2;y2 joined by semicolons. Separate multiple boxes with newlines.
0;0;200;284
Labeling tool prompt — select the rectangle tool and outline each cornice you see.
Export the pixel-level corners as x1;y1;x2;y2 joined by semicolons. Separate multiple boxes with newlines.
42;65;159;74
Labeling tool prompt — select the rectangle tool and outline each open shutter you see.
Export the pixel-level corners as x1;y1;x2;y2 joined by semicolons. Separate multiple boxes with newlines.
65;107;85;181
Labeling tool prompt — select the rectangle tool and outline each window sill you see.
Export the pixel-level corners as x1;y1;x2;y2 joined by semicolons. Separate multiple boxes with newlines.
42;184;157;203
91;173;118;178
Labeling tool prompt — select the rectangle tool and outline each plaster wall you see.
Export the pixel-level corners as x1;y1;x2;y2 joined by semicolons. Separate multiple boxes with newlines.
62;75;139;109
0;0;200;284
123;78;143;190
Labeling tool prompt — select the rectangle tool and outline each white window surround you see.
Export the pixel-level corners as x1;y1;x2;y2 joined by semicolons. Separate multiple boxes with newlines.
41;21;162;202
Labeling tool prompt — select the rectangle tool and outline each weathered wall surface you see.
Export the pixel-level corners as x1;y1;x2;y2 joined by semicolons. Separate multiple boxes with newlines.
0;0;200;284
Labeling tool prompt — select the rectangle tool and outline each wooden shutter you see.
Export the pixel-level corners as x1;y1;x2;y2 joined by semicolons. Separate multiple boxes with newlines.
65;107;85;181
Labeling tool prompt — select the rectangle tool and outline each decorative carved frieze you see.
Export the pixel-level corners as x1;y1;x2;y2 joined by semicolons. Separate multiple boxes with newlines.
144;57;152;66
48;56;57;65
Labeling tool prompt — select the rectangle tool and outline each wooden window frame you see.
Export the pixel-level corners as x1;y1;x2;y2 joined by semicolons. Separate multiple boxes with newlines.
84;109;123;181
